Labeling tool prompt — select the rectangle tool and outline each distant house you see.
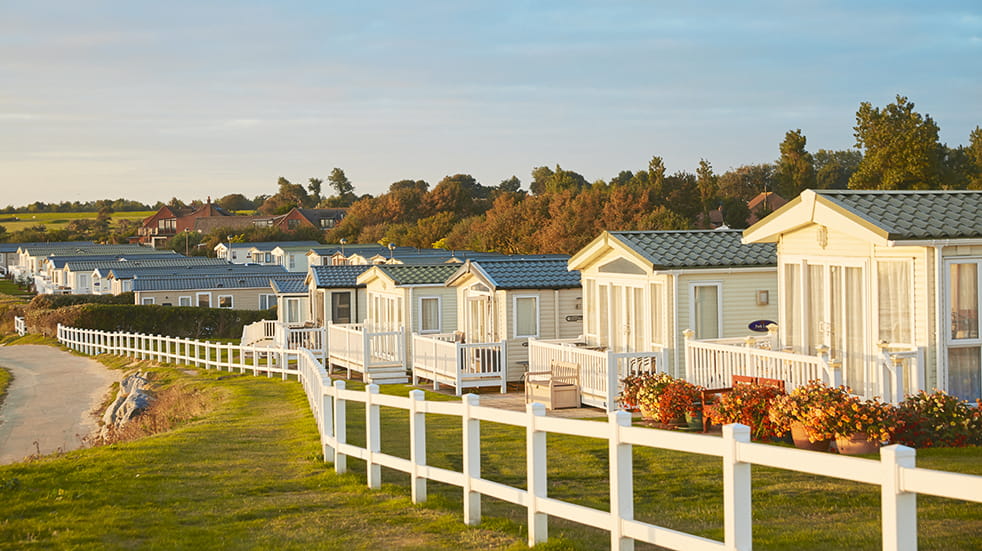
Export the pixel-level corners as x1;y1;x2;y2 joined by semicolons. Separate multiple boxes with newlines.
706;191;789;229
98;263;286;295
135;198;232;248
272;207;347;232
0;241;94;276
304;265;373;326
215;241;320;264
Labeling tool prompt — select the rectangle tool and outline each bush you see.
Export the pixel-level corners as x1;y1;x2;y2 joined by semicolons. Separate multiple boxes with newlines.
635;373;676;421
27;303;275;339
769;381;853;442
894;390;982;448
618;372;654;411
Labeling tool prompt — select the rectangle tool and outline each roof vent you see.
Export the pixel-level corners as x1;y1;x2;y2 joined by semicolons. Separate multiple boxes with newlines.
216;283;224;288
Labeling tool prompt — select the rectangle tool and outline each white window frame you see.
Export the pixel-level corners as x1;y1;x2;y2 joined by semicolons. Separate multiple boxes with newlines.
258;294;276;310
196;292;211;308
218;295;234;309
689;282;723;340
418;296;442;334
142;297;155;305
285;297;302;324
513;294;540;338
179;296;192;307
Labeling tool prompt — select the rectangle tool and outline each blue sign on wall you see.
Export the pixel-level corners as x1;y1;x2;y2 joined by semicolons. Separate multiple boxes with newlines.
748;320;775;333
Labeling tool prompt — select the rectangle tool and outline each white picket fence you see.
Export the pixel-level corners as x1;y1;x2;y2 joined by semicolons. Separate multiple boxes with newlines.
57;324;299;379
411;333;507;394
14;315;26;337
53;323;982;551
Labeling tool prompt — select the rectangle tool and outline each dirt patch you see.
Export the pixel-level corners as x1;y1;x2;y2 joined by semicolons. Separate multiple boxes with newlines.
95;374;216;445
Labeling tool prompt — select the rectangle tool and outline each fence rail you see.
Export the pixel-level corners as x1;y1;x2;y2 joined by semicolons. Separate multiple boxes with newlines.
411;333;506;394
57;324;298;379
528;338;665;410
241;319;277;347
684;331;839;392
50;322;982;551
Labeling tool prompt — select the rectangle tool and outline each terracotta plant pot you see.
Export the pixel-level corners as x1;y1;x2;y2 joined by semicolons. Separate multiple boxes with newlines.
790;421;831;452
638;402;658;421
835;432;881;455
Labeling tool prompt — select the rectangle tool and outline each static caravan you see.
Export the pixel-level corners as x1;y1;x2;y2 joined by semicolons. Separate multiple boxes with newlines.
305;264;371;326
132;273;304;310
445;258;582;382
743;189;982;402
526;230;777;409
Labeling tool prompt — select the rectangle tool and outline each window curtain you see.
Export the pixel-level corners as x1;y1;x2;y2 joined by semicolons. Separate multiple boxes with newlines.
878;261;912;344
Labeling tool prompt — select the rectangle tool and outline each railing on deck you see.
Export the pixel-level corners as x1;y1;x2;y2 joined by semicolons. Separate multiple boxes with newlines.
241;319;277;346
528;338;666;410
13;315;26;337
274;322;327;357
878;342;925;405
327;323;404;372
411;333;506;395
684;330;840;391
57;324;299;379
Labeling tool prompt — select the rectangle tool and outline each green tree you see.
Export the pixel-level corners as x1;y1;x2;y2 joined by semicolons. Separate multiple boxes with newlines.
328;168;354;197
258;177;313;214
718;164;776;202
217;193;254;212
814;150;862;190
775;129;816;198
966;126;982;190
850;95;943;189
720;197;751;229
497;175;521;193
529;166;554;195
696;159;718;227
648;156;666;196
307;178;323;203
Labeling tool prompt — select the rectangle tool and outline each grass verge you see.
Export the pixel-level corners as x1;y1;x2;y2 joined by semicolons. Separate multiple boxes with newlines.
0;366;10;410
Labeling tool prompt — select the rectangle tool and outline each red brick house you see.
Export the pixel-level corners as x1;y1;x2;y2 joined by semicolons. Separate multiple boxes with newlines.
272;207;346;231
135;198;233;247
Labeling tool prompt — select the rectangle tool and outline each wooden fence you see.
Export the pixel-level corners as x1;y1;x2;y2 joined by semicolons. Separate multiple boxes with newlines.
55;323;982;551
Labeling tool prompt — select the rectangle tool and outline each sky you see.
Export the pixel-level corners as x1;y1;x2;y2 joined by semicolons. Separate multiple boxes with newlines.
1;1;980;207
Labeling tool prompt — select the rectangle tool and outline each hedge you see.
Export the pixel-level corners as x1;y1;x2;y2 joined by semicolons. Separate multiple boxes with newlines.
26;303;275;339
29;293;135;310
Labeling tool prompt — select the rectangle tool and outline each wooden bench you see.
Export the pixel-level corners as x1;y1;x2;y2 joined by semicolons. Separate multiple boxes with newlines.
701;375;786;432
523;360;580;410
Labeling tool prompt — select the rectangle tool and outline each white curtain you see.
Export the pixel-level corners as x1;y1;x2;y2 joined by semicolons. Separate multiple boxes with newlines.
878;261;912;344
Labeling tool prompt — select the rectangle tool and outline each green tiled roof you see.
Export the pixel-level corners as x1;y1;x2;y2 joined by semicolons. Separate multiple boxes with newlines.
470;259;579;289
310;265;372;288
610;230;776;269
375;264;459;285
815;189;982;240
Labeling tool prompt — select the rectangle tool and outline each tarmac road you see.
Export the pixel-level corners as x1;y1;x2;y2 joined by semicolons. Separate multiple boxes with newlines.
0;345;121;464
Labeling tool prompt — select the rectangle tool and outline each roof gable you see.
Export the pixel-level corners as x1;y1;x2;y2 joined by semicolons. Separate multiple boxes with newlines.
573;230;775;270
449;259;579;290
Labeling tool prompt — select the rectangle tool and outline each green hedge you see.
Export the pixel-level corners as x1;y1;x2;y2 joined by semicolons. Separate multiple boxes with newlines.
27;303;275;339
29;293;135;310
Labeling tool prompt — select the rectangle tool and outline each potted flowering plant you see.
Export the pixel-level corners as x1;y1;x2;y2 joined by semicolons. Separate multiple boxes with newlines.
656;379;703;427
894;390;982;448
768;380;851;451
706;383;785;441
618;372;653;411
635;373;676;421
829;395;898;454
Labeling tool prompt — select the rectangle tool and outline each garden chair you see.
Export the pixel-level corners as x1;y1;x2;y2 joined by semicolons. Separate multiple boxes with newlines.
523;360;580;410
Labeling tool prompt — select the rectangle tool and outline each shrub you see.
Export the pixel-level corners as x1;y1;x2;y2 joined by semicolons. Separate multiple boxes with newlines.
894;390;982;448
29;293;134;309
707;384;785;441
618;372;652;411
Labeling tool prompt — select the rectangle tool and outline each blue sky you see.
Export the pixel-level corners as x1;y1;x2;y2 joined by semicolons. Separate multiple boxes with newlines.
1;1;979;207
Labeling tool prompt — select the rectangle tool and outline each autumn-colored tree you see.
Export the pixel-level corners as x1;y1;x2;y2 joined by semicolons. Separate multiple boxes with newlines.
718;164;775;203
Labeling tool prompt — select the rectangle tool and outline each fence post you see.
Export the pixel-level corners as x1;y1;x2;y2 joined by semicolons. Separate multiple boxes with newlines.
322;377;334;462
462;393;481;526
744;335;756;377
766;323;779;350
722;423;752;551
333;379;347;473
526;402;548;546
366;383;381;489
409;389;427;503
609;410;634;551
499;339;507;393
606;350;618;411
881;445;917;551
682;329;695;381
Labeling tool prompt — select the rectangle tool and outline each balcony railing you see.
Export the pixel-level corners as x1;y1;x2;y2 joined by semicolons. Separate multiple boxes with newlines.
411;333;506;395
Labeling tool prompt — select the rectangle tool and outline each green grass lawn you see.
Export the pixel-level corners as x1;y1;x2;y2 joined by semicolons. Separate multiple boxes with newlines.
0;355;979;550
0;366;11;410
0;280;32;298
0;211;153;233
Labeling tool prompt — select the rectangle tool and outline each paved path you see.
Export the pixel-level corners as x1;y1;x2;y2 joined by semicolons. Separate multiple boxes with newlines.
0;345;121;464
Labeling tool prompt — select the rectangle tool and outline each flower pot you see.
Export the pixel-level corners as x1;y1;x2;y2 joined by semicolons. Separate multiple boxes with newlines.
835;432;881;455
685;410;703;431
790;421;831;452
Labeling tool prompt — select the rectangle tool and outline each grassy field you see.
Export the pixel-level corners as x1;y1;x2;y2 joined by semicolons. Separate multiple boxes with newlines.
0;211;154;233
0;351;979;550
0;280;32;298
0;366;10;410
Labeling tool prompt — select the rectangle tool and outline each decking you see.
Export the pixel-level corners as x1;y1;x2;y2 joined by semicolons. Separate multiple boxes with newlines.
411;333;507;395
327;323;407;384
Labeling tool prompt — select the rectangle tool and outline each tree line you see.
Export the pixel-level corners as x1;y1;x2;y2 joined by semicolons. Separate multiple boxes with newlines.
2;95;980;255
